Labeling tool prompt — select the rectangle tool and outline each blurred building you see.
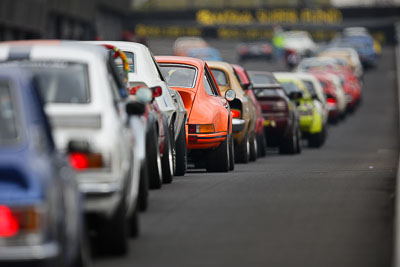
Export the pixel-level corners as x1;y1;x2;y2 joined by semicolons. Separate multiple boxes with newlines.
132;0;331;10
331;0;400;6
0;0;131;41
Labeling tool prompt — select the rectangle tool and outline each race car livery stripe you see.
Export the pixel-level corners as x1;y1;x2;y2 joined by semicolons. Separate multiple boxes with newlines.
8;46;32;60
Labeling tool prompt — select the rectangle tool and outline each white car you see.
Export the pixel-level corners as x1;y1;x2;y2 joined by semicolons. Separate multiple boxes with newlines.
293;72;328;126
282;31;317;57
319;47;363;79
0;42;146;255
84;41;188;182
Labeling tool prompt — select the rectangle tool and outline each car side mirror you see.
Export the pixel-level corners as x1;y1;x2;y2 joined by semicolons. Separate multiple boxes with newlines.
288;91;303;100
126;101;146;116
225;89;236;102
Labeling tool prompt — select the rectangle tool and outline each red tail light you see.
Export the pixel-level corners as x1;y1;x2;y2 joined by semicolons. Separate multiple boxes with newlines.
151;86;162;98
0;205;19;237
69;153;104;170
239;46;248;55
69;153;88;169
327;97;337;105
231;109;241;118
129;85;145;95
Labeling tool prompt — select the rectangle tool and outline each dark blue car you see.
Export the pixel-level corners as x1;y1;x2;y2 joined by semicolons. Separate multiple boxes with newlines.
0;67;89;267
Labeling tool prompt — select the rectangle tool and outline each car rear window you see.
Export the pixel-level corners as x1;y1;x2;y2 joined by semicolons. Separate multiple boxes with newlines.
159;65;197;88
280;81;302;95
115;51;135;73
210;69;228;86
248;73;276;85
24;62;90;104
0;81;18;141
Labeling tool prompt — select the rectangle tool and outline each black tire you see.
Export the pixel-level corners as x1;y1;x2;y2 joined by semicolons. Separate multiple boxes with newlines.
161;123;174;184
206;136;230;172
249;131;258;162
258;131;267;157
235;133;250;163
147;124;162;189
97;199;128;255
279;130;297;154
129;203;139;238
296;129;302;154
70;228;92;267
229;134;235;171
138;161;149;212
175;123;187;176
308;132;322;148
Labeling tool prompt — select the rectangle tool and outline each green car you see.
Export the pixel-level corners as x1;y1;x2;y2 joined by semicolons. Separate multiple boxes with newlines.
274;73;324;147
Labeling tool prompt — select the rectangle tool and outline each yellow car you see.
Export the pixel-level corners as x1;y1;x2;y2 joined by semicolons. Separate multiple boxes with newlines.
208;61;258;163
274;73;325;147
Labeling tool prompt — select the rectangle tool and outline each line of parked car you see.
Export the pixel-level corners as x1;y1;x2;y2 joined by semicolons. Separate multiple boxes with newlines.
0;27;374;267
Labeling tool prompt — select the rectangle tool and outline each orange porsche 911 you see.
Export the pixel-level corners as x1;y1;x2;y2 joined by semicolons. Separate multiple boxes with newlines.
156;56;236;172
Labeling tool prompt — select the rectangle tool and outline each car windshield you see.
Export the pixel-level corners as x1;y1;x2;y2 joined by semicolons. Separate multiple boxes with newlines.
249;73;276;85
0;81;18;142
23;62;90;104
159;65;197;88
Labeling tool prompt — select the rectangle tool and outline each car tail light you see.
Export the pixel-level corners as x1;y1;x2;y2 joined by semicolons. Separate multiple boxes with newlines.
0;206;19;237
0;205;43;238
274;100;287;111
263;45;271;54
327;97;337;105
239;45;248;55
231;109;241;118
188;124;215;134
151;86;162;98
69;153;104;170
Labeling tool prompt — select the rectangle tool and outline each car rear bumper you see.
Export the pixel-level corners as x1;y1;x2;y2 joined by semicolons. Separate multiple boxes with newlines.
0;242;59;262
188;132;227;150
77;172;125;217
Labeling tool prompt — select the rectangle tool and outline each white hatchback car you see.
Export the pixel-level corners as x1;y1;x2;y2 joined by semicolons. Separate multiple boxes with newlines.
84;41;188;182
0;42;146;255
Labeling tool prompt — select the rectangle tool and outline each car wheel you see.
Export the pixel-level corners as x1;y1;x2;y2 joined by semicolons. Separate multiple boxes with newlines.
206;136;230;172
296;129;302;154
235;133;250;163
229;134;235;171
138;161;149;211
175;122;187;176
249;131;258;162
161;124;174;184
129;203;140;238
258;131;267;157
279;130;297;154
308;132;322;148
70;228;91;267
147;124;162;189
97;199;128;255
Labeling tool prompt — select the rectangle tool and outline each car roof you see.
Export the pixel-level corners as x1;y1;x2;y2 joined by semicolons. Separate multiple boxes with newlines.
155;56;206;69
0;40;109;62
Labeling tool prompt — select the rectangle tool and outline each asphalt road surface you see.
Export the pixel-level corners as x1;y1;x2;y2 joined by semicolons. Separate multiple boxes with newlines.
94;40;399;267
